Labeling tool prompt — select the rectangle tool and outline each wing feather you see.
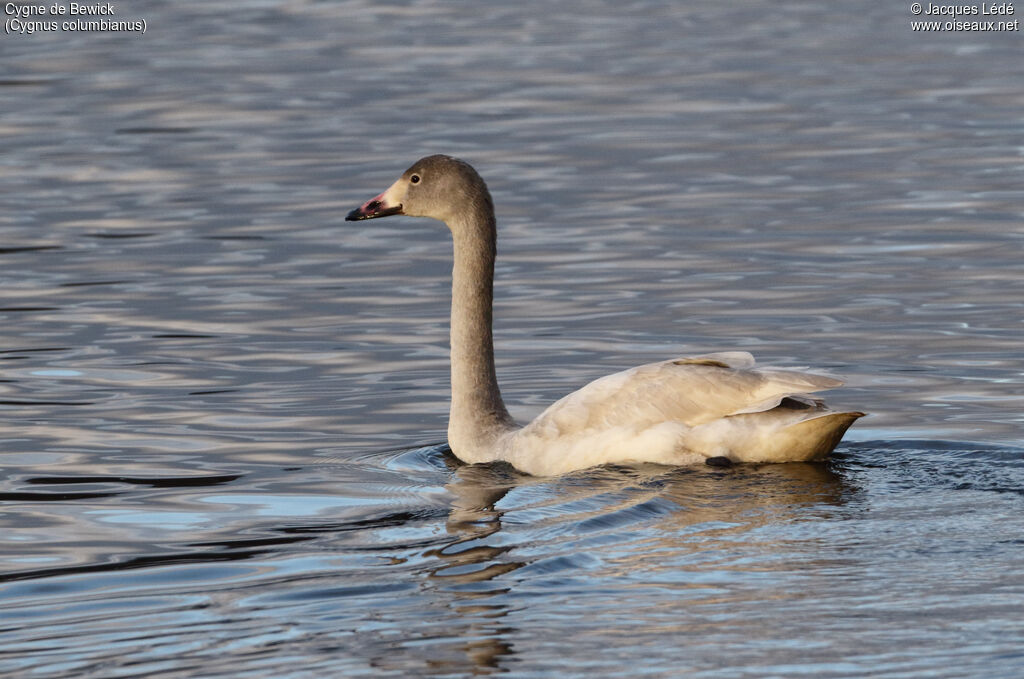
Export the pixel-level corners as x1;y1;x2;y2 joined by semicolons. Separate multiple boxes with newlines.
520;352;845;439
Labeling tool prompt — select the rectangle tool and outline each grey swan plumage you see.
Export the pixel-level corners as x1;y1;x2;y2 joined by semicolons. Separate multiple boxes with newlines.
347;155;863;476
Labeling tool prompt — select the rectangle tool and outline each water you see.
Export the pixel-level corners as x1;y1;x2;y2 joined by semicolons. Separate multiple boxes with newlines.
2;1;1023;676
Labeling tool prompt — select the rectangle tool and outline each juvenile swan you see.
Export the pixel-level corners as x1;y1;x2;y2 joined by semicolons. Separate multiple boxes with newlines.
347;155;863;476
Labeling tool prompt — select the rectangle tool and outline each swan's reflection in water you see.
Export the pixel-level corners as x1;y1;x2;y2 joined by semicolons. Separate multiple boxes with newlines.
410;454;850;675
410;461;522;675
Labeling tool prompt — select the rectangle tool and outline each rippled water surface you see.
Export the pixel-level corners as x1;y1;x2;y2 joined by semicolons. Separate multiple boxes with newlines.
2;1;1023;677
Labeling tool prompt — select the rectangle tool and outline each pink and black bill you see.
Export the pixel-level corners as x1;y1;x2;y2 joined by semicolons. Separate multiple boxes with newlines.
345;195;403;221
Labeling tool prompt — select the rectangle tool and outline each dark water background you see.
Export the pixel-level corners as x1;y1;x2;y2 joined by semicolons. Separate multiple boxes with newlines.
2;1;1023;677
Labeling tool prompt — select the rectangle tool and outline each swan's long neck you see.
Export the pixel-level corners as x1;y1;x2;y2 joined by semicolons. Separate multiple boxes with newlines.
446;206;514;460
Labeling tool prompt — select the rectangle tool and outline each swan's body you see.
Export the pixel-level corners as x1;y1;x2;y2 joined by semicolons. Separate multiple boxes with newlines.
347;155;863;476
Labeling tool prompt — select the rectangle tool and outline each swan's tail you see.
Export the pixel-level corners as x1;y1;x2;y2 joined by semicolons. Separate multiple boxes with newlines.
778;410;865;461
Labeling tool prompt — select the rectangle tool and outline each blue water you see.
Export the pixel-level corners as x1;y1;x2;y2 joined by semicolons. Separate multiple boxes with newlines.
2;1;1023;677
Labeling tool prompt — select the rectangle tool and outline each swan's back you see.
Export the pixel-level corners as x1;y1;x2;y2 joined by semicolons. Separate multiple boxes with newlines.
501;352;863;476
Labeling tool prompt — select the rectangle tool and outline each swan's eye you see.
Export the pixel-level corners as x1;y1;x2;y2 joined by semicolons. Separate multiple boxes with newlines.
410;174;421;184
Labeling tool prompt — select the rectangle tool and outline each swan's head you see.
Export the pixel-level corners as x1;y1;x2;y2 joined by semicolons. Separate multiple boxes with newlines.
346;155;493;226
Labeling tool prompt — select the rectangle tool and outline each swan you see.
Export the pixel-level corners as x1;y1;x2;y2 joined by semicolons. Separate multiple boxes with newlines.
346;155;863;476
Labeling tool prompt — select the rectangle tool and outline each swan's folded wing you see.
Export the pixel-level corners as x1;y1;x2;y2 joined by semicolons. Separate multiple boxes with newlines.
520;352;845;439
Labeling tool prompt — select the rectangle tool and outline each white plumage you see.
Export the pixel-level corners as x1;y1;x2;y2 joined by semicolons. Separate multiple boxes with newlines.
499;352;860;475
